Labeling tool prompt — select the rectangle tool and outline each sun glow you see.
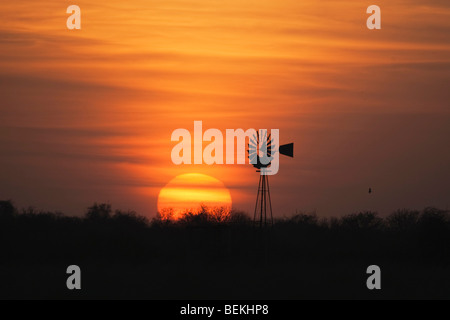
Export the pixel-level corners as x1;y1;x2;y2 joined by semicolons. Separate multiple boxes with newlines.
157;173;232;219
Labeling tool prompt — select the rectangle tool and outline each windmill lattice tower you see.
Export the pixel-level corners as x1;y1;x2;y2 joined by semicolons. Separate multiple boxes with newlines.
248;130;293;227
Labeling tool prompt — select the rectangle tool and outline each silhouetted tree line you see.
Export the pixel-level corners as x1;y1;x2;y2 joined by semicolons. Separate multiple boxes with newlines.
1;200;449;264
1;200;450;299
2;200;448;231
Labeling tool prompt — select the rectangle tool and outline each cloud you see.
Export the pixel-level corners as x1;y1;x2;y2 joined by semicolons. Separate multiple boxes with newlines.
1;0;450;216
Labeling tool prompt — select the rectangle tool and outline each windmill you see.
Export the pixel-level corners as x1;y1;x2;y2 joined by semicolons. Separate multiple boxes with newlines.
248;130;294;227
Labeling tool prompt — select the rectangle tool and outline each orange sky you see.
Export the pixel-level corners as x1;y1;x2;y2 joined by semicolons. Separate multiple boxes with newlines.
1;0;449;217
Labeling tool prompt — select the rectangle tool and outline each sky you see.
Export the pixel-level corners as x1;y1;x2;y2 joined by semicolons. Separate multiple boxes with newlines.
0;0;449;218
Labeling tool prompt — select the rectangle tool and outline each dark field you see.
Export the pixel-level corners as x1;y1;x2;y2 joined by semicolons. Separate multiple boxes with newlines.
1;202;449;299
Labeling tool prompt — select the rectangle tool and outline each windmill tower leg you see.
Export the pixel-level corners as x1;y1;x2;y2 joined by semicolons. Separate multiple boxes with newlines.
261;174;265;227
253;175;262;225
253;174;273;228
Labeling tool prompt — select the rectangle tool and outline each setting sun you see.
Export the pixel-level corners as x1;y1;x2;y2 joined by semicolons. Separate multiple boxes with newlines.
157;173;232;219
